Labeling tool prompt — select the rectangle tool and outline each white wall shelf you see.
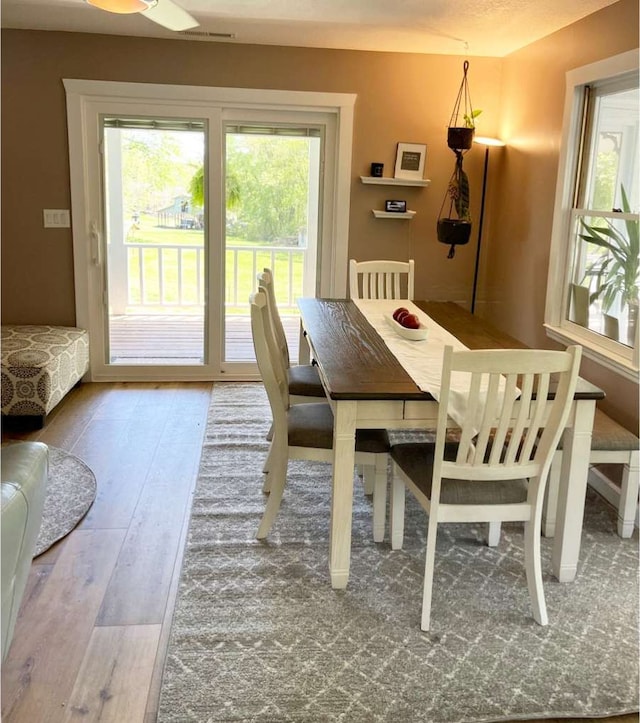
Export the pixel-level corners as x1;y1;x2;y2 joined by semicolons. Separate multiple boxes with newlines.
371;210;416;219
360;176;431;187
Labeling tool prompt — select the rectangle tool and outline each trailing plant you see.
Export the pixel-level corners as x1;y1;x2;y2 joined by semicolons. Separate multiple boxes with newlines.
447;151;470;222
463;109;482;129
580;185;639;313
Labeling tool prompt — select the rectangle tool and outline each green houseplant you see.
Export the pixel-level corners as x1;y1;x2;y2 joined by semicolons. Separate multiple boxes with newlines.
580;185;639;342
446;60;480;151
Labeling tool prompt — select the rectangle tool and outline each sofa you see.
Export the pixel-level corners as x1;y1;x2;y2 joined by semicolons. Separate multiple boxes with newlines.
1;442;48;660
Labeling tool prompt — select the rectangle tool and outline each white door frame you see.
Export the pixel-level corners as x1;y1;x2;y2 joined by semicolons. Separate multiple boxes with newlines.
64;79;355;382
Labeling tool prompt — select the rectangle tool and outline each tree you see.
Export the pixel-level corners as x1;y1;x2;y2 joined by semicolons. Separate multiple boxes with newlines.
120;129;200;214
226;135;310;243
180;133;313;243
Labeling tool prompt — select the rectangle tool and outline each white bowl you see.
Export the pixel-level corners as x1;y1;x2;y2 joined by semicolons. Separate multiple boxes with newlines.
385;314;429;341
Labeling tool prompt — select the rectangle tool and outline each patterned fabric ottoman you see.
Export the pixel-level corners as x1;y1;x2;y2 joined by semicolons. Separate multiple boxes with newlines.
1;325;90;422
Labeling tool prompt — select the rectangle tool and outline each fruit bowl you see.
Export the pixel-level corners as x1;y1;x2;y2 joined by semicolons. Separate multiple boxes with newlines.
385;314;429;341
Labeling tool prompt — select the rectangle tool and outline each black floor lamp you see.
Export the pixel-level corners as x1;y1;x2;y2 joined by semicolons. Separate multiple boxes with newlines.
471;136;505;314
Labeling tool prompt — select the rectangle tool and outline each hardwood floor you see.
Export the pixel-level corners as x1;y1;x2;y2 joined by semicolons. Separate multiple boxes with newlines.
1;382;637;723
1;381;211;722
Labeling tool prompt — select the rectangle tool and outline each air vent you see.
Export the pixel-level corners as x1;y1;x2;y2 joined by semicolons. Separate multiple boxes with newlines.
180;30;236;39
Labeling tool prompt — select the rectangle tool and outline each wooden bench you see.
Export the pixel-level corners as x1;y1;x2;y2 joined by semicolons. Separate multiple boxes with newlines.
543;408;639;538
1;325;90;428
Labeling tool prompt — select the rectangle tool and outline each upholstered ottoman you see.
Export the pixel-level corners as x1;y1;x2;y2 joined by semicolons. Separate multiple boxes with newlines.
1;325;90;425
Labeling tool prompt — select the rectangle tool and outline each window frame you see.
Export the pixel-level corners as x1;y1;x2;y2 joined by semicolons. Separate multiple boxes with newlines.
545;49;639;383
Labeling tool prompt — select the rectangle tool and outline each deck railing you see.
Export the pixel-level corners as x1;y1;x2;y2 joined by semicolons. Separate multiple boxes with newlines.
113;243;305;314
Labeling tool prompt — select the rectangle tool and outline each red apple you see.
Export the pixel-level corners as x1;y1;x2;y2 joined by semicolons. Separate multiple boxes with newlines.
395;310;410;324
401;313;420;329
392;306;409;321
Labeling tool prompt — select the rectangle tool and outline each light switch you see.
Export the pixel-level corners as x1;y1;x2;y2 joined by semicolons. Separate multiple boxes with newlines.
43;209;71;228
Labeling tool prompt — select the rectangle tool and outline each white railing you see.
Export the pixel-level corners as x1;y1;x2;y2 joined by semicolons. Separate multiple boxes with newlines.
224;245;304;311
116;243;304;313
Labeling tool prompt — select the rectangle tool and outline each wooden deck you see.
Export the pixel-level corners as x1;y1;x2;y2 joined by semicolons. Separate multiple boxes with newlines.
108;313;301;364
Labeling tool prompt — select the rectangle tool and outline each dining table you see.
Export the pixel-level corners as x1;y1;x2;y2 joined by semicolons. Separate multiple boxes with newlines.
297;297;605;590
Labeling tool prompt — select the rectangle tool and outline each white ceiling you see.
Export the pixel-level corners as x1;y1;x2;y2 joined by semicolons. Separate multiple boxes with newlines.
0;0;621;57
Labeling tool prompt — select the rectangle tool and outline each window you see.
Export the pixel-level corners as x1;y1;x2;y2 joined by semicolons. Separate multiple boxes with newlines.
545;50;639;382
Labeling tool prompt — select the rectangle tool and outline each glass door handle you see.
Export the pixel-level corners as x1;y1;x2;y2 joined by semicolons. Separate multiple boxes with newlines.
89;221;102;266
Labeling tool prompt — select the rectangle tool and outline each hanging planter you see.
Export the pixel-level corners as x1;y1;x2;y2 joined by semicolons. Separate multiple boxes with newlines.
446;60;480;151
437;218;472;248
447;126;474;151
437;150;472;257
437;60;479;257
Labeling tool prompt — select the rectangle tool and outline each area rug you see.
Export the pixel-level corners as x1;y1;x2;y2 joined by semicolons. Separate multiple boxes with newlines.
158;383;639;723
33;445;97;556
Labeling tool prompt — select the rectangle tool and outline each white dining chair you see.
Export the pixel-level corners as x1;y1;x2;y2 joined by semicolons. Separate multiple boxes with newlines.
250;288;390;541
257;269;325;404
389;344;582;631
349;259;415;300
257;269;330;488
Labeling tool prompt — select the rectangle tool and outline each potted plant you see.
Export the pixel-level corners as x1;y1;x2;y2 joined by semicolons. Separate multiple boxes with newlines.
580;185;639;343
446;60;481;151
448;109;482;151
437;151;472;257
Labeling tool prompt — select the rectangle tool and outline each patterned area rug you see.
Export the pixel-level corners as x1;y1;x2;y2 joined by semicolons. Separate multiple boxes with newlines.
158;383;639;722
33;446;96;556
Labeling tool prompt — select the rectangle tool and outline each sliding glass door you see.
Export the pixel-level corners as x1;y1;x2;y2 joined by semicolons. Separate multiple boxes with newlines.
64;80;355;382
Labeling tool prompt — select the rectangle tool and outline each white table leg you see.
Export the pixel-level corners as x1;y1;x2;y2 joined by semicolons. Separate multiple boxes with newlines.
329;400;357;589
551;399;596;582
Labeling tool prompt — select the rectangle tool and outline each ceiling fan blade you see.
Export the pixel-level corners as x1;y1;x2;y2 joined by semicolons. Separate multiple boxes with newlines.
141;0;199;31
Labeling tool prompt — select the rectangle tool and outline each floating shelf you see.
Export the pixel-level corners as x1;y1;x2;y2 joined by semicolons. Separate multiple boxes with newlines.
372;209;416;219
360;176;431;187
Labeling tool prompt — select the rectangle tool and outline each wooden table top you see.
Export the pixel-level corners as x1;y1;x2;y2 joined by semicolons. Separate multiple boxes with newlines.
297;299;605;402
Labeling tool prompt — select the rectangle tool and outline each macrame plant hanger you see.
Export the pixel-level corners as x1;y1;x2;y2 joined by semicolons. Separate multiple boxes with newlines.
437;60;476;258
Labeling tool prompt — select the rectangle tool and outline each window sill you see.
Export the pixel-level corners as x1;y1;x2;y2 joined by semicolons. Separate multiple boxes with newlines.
545;323;639;384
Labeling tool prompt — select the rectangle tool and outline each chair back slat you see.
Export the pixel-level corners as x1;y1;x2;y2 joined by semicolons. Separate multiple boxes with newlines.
489;372;519;465
505;374;534;464
454;371;482;464
349;259;415;300
474;372;502;463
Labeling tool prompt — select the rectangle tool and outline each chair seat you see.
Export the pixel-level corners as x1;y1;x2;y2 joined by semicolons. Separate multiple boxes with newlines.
391;442;528;505
288;364;325;397
289;403;389;452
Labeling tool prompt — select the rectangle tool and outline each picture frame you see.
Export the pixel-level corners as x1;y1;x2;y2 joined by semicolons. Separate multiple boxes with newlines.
394;142;427;181
385;200;407;213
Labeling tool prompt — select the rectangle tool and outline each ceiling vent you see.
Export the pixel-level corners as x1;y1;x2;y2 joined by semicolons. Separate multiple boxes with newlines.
180;30;236;39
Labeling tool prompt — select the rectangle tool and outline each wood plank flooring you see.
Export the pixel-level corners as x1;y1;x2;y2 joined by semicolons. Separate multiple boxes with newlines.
1;382;637;723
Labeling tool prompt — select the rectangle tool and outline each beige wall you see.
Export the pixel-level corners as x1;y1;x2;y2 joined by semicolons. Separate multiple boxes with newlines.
1;0;638;430
486;0;639;431
1;32;501;324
